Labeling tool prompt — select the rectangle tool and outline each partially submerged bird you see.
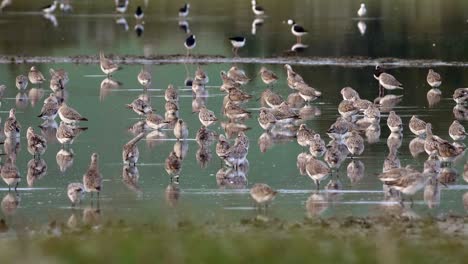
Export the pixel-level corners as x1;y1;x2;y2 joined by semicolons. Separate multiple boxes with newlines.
67;182;85;206
250;183;277;207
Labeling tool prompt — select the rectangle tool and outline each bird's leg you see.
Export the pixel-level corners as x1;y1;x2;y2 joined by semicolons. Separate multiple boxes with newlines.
315;179;320;191
410;197;414;208
14;182;18;192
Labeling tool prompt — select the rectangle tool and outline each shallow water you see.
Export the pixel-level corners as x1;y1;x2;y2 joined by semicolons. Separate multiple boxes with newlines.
0;1;467;230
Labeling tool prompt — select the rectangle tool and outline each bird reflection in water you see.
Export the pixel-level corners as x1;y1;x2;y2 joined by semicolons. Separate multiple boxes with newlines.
1;192;20;216
27;158;47;187
305;193;328;217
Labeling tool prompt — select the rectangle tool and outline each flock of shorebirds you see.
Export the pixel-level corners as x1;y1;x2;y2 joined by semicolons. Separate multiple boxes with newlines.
0;45;467;212
3;48;466;211
0;2;467;213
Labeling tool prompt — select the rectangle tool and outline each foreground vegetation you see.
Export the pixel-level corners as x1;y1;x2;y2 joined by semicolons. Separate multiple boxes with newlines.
1;215;468;263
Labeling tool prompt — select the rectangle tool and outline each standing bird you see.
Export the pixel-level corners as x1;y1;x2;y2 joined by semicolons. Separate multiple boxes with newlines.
251;0;265;16
229;36;246;56
448;120;468;141
165;151;182;182
83;153;102;199
134;6;144;20
345;131;364;157
259;67;278;87
178;3;190;17
67;183;85;207
4;108;21;138
374;66;403;97
15;75;28;91
357;3;367;17
28;66;46;85
26;127;47;158
174;119;188;140
137;67;151;88
99;52;120;77
56;122;88;147
427;69;442;88
184;34;196;56
287;19;307;43
58;103;88;124
250;183;277;208
38;95;60;121
306;157;330;190
122;133;145;166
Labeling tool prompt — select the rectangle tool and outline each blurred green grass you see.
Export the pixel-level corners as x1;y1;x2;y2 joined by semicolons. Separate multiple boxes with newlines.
1;216;468;263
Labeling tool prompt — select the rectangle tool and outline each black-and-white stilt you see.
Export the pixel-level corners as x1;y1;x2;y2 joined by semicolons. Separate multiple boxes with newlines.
287;19;308;43
179;3;190;17
229;36;246;56
42;1;58;13
184;34;196;56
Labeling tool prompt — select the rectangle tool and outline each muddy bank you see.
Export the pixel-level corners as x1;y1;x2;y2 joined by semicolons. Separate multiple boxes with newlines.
1;215;468;263
1;54;468;67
